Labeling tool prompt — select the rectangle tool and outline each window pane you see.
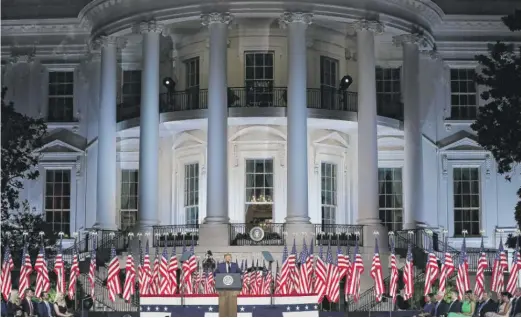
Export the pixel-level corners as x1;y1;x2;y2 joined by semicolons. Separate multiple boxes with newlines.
120;170;139;229
45;170;71;235
184;163;199;225
320;162;337;228
375;67;402;118
378;167;403;231
47;72;74;122
245;159;274;204
244;52;274;107
453;167;480;236
449;68;479;119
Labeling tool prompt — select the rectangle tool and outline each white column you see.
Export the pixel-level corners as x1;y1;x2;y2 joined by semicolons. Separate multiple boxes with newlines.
353;20;387;243
137;21;163;229
93;36;124;230
393;34;425;229
202;13;232;224
280;12;313;225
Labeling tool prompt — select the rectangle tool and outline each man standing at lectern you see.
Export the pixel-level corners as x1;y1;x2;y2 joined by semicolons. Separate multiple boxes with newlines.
215;253;242;274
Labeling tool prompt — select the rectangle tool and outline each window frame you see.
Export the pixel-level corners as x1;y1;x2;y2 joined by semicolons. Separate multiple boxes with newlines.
245;159;274;205
377;167;404;232
47;70;74;122
320;162;338;228
120;169;139;230
44;169;72;236
244;51;275;107
121;70;142;107
184;162;200;226
449;68;479;120
375;67;402;112
452;166;481;237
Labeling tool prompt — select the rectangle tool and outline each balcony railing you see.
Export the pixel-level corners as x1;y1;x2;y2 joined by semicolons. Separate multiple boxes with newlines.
314;224;364;247
117;87;363;122
152;224;199;247
229;223;286;246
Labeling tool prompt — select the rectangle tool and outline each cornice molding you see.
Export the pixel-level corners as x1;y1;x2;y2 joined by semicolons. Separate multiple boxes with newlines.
1;18;88;36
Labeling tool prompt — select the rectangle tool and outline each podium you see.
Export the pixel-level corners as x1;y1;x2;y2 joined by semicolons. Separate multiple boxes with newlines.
215;273;242;317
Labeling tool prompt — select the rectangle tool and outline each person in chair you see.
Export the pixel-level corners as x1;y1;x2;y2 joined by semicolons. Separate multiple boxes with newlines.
215;253;241;274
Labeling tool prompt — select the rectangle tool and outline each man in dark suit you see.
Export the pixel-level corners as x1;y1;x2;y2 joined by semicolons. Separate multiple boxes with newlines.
38;292;54;317
215;253;241;274
475;292;497;317
20;289;37;317
447;290;462;314
433;291;449;317
509;288;521;317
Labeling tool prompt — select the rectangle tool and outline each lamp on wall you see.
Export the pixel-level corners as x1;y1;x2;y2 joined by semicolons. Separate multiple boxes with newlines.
339;75;353;110
163;77;176;106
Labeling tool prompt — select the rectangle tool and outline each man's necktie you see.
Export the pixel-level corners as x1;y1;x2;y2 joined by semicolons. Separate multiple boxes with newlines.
227;263;230;273
28;300;33;315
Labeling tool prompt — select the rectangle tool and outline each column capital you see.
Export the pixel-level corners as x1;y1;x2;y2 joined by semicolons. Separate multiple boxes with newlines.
392;33;427;48
278;12;313;29
349;19;384;34
134;20;165;35
92;35;127;50
201;12;234;27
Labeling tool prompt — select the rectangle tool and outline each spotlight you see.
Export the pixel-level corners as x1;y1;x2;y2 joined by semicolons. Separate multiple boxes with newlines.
339;75;353;90
162;77;176;91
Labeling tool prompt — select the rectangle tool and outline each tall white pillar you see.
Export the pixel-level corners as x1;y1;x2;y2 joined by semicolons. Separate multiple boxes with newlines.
198;13;232;246
93;36;125;230
201;12;232;225
353;20;387;244
137;21;163;229
280;12;313;229
393;34;425;229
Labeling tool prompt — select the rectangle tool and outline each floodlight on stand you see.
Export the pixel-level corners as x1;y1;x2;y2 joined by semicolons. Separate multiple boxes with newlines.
339;75;353;91
162;77;176;91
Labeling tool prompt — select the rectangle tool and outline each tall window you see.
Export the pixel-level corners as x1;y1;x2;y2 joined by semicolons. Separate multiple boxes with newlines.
184;163;199;226
245;159;274;224
375;67;402;118
450;69;478;120
320;56;338;109
378;168;403;231
121;70;142;106
45;170;71;235
321;163;337;229
245;52;274;107
185;57;200;110
120;170;138;230
453;167;480;236
48;71;74;122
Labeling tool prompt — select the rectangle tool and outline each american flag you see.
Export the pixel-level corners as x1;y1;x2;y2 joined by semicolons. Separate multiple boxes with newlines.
168;245;178;294
370;238;385;302
88;235;97;298
306;239;315;291
181;239;197;294
325;243;340;303
18;243;33;297
424;235;439;296
491;237;508;294
34;244;50;298
506;238;521;294
389;235;398;303
337;243;349;286
255;260;263;295
276;241;290;294
403;239;414;301
455;237;470;300
123;253;136;302
241;260;250;295
474;236;487;298
159;244;171;295
54;238;65;294
343;244;352;299
139;240;152;295
288;239;298;294
314;245;327;302
150;249;160;295
68;240;80;299
298;238;310;294
1;245;14;301
107;244;122;302
347;239;364;302
438;235;454;294
205;271;216;295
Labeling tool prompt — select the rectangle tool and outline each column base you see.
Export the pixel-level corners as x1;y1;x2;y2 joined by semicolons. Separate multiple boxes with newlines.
358;218;389;251
137;220;159;234
403;222;417;230
203;216;230;224
92;222;118;231
285;223;314;244
198;223;229;247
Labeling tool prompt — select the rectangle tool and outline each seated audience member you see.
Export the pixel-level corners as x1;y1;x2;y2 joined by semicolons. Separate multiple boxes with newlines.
38;292;54;317
486;292;512;317
433;291;449;317
21;289;38;317
476;292;498;317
